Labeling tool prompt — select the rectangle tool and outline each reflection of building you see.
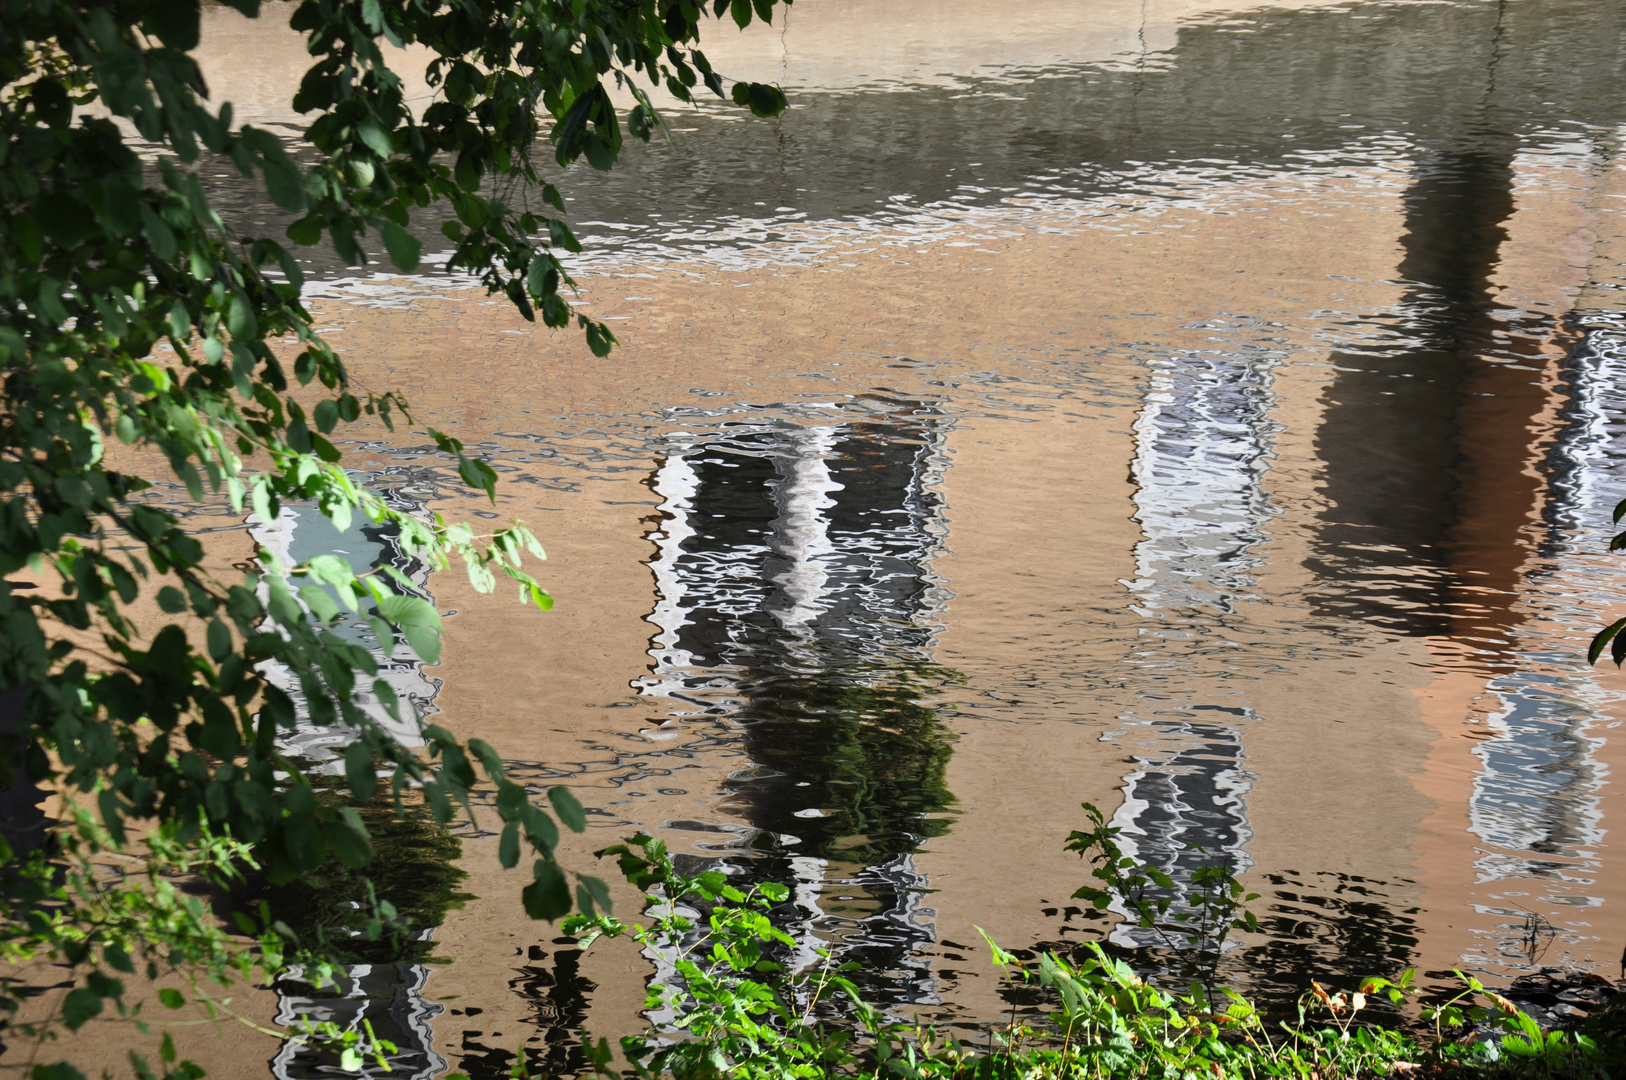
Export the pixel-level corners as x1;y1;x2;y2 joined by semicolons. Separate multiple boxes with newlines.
635;400;957;1005
270;962;447;1080
1106;711;1256;950
245;468;449;1079
1127;342;1283;619
1112;334;1282;950
247;468;443;765
1439;316;1626;962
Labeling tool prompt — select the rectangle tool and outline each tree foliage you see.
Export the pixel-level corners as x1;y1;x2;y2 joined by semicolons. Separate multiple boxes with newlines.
0;0;788;1069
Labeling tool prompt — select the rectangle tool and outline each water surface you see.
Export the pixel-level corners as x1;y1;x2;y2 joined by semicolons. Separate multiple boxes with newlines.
139;1;1626;1074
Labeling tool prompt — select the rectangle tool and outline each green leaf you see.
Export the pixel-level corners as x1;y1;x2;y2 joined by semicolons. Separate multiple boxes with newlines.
314;399;339;434
206;618;231;661
548;786;587;832
143;0;202;51
227;290;258;340
158;988;186;1010
457;453;498;499
139;205;177;261
498;820;520;868
368;615;396;659
103;943;134;974
381;221;421;272
299;585;341;624
262;158;305;212
523;861;571;921
523;804;559;854
580;874;613;915
323;807;374;869
60;988;103;1030
287;214;324;246
401;620;440;664
1589;616;1626;665
344;741;378;801
357;120;395;159
156;586;187;613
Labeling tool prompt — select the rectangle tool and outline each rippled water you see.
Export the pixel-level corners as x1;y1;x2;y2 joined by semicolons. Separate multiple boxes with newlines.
119;0;1626;1075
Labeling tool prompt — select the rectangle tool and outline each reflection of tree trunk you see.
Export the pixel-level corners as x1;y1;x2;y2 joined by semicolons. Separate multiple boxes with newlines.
1311;142;1562;650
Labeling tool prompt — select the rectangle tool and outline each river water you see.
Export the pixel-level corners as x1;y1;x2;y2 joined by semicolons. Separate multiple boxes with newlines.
132;1;1626;1075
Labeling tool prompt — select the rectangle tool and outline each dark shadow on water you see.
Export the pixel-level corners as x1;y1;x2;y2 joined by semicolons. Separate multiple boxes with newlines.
1018;870;1421;1016
451;942;596;1080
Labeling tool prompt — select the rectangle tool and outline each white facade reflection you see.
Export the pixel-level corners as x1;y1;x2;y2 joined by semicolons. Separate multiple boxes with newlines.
635;400;955;1006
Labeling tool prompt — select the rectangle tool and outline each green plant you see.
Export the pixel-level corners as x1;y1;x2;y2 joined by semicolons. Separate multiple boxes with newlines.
566;833;877;1080
0;0;793;1072
1422;971;1611;1079
1065;800;1259;996
556;816;1622;1080
561;833;1438;1080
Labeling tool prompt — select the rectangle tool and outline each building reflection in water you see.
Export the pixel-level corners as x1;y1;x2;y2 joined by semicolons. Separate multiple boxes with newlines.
1445;313;1626;967
635;397;959;1007
249;467;445;767
1126;341;1284;622
1111;331;1283;955
269;962;448;1080
1105;712;1257;951
247;467;451;1079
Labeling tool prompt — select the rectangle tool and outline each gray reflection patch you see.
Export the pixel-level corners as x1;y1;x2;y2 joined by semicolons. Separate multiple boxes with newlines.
247;472;441;768
1108;712;1256;950
271;962;446;1079
1127;341;1284;618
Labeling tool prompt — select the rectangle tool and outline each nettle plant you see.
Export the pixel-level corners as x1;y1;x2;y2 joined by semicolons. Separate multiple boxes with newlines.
0;0;789;1073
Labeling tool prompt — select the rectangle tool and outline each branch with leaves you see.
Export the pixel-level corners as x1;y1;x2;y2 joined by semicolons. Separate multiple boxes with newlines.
0;0;792;1073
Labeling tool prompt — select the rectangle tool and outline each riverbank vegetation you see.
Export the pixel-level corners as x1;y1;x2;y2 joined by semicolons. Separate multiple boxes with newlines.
519;812;1624;1080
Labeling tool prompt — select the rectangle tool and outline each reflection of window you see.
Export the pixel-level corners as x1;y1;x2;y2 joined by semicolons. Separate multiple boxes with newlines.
248;470;442;766
246;471;448;1079
637;408;954;707
633;402;957;1008
1128;345;1282;618
1458;318;1622;895
1107;711;1256;949
271;962;446;1080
